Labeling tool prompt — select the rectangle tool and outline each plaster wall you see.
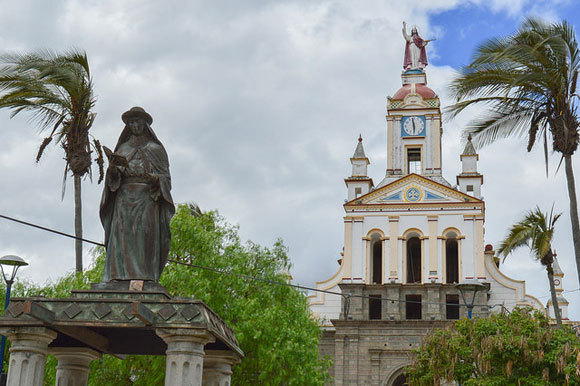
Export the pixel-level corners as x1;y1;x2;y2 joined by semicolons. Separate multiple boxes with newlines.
462;156;477;172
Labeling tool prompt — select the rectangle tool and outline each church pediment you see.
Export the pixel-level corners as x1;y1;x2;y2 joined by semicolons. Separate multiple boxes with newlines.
345;174;481;206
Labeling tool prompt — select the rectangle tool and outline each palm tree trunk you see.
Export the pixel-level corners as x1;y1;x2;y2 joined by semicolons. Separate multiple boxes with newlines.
546;264;562;328
74;174;83;273
564;154;580;287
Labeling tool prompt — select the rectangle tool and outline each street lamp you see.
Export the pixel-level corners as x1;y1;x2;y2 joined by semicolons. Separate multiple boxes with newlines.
0;255;28;381
455;279;486;319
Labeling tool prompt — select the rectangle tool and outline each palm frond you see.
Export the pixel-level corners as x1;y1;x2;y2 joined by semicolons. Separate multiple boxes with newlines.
499;206;561;265
448;17;580;166
0;49;97;178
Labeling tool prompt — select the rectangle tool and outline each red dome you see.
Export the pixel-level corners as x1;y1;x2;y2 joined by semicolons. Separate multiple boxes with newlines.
392;83;436;100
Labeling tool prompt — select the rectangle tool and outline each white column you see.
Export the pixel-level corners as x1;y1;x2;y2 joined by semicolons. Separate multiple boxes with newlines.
202;350;240;386
51;347;101;386
156;328;215;386
0;327;57;386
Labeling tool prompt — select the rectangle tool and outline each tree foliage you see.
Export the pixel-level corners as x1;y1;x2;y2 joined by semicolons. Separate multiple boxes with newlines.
0;49;101;273
498;206;563;327
448;18;579;155
6;204;329;385
0;49;100;178
406;308;580;385
447;17;580;292
164;204;330;384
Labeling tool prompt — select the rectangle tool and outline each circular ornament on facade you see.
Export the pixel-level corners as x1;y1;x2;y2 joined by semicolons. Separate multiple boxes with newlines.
554;278;561;286
404;186;423;202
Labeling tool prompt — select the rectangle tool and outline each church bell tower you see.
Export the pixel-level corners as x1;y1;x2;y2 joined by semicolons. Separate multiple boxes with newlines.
383;70;443;186
308;22;543;385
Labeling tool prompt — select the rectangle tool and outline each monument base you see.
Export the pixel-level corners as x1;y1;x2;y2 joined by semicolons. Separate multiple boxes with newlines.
0;283;243;386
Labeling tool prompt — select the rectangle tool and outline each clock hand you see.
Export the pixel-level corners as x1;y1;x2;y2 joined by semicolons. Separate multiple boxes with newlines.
412;119;416;133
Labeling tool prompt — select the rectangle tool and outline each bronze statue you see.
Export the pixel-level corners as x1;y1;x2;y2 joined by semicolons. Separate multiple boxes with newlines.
100;107;175;283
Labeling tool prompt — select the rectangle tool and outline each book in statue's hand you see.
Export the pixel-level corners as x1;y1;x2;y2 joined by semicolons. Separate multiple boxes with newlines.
103;146;128;167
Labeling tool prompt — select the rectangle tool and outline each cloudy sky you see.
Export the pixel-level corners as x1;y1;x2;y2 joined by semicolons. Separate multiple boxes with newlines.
1;0;580;319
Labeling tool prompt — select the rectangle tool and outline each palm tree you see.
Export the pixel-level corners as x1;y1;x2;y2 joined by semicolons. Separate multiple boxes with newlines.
498;207;563;328
447;18;580;289
0;49;102;273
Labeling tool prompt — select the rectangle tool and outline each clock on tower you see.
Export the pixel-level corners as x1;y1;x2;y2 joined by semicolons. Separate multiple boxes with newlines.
401;115;426;137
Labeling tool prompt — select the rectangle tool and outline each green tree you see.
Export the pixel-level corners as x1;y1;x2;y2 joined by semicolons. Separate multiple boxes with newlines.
164;205;330;385
498;206;563;328
0;49;101;273
406;307;580;385
447;18;580;289
20;205;329;385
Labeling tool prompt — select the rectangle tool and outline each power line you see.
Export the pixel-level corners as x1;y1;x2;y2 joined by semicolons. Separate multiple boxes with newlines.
0;212;476;306
169;256;488;307
168;257;341;297
2;212;576;309
0;214;104;247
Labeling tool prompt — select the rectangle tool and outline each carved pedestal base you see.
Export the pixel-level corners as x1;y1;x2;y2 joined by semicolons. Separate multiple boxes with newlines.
0;287;243;385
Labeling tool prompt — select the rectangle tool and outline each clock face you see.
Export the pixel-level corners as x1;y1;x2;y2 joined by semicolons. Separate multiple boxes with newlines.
402;116;426;136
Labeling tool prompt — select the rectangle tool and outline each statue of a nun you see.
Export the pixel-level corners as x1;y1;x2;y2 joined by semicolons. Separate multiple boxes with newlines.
100;106;175;283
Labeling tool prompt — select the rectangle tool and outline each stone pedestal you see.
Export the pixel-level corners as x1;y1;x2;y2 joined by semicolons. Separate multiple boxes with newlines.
202;350;240;386
0;327;57;386
51;347;101;386
157;328;215;386
0;290;242;385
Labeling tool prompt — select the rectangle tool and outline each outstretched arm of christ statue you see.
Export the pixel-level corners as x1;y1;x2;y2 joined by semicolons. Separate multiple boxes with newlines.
402;21;411;42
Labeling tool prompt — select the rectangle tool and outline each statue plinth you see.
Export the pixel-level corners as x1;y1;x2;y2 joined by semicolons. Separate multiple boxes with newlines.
0;283;243;385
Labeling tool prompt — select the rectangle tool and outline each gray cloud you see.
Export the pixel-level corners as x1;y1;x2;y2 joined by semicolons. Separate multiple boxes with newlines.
0;0;577;318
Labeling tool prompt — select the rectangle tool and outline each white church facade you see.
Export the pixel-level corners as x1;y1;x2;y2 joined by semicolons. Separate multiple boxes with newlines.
307;35;560;383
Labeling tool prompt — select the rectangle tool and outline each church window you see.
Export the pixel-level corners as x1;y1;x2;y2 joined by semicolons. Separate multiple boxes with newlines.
369;295;382;320
445;232;459;284
446;294;460;319
407;148;421;174
406;294;422;319
467;184;474;192
355;187;362;198
406;237;421;283
371;236;383;284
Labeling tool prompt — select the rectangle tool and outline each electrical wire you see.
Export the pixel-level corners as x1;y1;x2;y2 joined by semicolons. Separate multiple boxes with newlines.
1;212;577;309
0;214;104;247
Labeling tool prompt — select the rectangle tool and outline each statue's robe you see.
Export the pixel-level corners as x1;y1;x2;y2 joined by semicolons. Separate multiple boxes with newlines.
100;135;175;282
403;32;428;70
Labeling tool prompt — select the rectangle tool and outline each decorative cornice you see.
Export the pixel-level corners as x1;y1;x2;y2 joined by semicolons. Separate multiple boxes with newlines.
345;173;483;208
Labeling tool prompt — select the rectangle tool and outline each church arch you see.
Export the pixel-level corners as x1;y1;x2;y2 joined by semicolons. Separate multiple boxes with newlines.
366;229;385;284
441;227;462;284
383;363;411;385
403;228;423;284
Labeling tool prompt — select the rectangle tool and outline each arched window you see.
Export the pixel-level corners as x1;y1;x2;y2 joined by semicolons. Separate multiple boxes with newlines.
370;233;382;284
406;236;421;283
392;373;409;386
445;231;459;284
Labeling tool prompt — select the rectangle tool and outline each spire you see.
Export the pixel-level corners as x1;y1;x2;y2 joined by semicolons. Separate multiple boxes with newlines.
346;134;373;201
462;134;477;156
352;134;366;159
552;254;563;276
457;133;483;199
547;252;569;321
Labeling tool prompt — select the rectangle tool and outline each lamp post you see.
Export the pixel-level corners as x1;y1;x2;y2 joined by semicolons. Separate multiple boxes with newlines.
0;255;28;382
455;279;486;319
